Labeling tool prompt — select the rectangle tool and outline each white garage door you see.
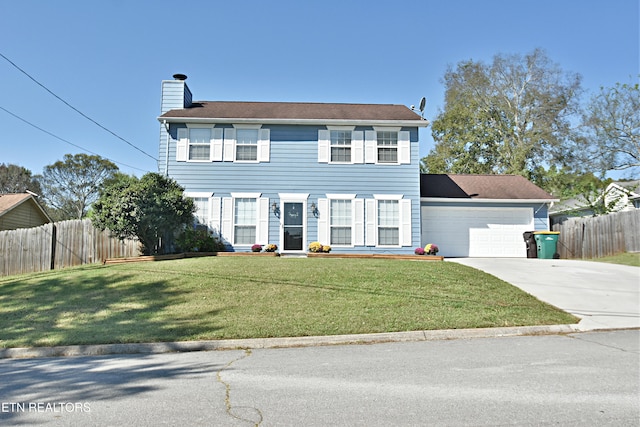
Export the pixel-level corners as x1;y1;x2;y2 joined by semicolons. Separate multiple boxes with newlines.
421;206;534;258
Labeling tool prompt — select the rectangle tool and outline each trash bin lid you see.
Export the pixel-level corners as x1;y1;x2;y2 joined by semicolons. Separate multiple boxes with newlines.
533;231;560;235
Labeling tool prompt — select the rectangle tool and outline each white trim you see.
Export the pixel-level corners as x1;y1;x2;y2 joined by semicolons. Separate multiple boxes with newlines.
278;193;309;200
352;130;364;164
159;117;430;128
326;125;356;131
398;131;410;164
421;198;558;203
231;192;262;198
374;194;403;200
326;193;356;199
325;194;360;248
184;192;214;198
317;198;329;245
365;199;376;246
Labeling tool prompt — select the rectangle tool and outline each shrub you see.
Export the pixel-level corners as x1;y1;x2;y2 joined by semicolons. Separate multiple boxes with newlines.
414;247;425;255
251;244;263;252
176;228;225;253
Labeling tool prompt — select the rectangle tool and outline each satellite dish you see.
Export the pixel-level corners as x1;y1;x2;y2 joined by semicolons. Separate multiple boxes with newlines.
419;96;426;113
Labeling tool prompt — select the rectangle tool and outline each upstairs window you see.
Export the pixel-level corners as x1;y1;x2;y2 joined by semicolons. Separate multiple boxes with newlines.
330;130;352;163
235;129;259;161
188;128;211;161
376;131;398;163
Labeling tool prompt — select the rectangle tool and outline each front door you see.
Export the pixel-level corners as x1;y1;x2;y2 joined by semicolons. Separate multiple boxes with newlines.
282;202;304;251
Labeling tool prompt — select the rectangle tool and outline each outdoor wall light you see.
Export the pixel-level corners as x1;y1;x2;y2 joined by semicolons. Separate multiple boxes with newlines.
310;202;318;217
271;202;279;215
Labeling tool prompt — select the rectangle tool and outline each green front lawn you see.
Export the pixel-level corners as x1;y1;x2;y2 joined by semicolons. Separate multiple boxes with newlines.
590;252;640;267
0;257;578;348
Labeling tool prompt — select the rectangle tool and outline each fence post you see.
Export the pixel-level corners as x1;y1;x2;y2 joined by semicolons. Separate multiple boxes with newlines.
50;223;57;271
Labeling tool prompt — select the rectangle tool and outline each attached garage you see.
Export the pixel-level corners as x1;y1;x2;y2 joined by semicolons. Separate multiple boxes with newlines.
421;174;557;258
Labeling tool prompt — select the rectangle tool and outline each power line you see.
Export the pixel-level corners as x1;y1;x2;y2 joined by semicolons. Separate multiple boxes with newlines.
0;52;158;161
0;105;150;173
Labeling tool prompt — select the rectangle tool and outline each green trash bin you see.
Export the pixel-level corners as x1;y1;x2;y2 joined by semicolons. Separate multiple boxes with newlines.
534;231;560;259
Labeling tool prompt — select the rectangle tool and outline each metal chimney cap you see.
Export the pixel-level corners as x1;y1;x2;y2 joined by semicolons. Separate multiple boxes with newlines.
172;73;187;81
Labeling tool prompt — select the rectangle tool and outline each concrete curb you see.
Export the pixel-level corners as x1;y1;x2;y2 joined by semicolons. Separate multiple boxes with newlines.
0;324;581;359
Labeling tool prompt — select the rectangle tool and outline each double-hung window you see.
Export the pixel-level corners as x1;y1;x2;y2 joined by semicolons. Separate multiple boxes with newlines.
376;131;398;163
193;197;210;230
330;130;352;163
235;129;259;161
234;197;257;244
377;199;400;246
330;199;352;245
188;128;211;161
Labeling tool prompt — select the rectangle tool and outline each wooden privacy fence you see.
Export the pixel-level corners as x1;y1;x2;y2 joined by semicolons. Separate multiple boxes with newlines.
0;219;140;277
552;209;640;259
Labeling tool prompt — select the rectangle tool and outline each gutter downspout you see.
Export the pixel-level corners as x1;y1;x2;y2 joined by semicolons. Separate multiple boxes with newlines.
163;120;170;176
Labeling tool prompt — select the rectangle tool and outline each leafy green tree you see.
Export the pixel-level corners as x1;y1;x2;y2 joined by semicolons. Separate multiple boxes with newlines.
580;78;639;176
39;154;118;220
0;163;42;194
530;165;606;200
422;48;582;179
92;172;195;255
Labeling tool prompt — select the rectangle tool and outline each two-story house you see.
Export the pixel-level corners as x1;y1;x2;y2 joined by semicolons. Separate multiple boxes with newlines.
158;74;429;255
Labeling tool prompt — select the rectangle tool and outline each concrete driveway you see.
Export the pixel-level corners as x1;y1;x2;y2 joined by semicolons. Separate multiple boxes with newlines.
448;258;640;331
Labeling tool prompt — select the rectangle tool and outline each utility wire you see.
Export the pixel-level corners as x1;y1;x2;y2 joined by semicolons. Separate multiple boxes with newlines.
0;52;158;161
0;105;150;173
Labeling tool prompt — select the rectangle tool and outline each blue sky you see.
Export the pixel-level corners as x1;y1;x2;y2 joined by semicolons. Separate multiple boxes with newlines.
1;0;638;179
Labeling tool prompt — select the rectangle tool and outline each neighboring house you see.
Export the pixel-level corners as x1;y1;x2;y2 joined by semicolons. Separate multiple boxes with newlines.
0;193;51;231
420;174;557;258
158;74;429;254
604;180;640;211
550;180;640;225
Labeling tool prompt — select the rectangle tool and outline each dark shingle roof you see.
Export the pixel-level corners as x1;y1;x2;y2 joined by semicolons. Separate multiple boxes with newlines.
421;174;555;200
160;101;425;122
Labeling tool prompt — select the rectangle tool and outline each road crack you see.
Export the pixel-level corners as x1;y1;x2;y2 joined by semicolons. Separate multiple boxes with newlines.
217;349;263;426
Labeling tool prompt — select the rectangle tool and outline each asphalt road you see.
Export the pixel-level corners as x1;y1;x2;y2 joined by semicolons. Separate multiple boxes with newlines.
1;329;638;426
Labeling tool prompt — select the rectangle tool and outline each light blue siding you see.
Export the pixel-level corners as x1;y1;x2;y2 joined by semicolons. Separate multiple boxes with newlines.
166;124;421;253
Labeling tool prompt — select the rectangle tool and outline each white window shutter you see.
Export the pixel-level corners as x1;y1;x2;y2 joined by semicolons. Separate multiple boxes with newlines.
398;131;411;164
352;131;364;164
211;128;223;161
210;197;221;237
317;198;328;244
258;129;270;162
318;130;330;163
365;199;376;246
257;197;269;244
176;128;188;162
400;198;412;246
365;130;376;163
353;198;364;246
223;128;236;162
221;197;233;243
